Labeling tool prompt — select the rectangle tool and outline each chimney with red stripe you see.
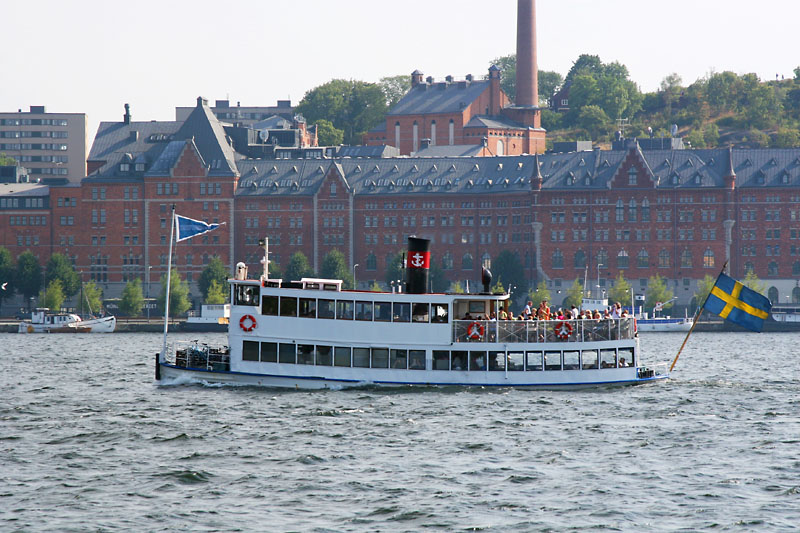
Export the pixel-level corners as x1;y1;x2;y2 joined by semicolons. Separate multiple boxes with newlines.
405;237;431;294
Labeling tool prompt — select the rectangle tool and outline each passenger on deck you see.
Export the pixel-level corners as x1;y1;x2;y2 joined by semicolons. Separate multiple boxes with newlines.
538;300;551;321
619;357;629;367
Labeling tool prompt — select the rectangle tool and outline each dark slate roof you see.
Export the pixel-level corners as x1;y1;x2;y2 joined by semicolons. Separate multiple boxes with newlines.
414;145;485;157
253;115;291;130
464;115;524;130
337;145;400;158
148;140;191;175
87;120;181;177
172;99;238;176
387;80;490;116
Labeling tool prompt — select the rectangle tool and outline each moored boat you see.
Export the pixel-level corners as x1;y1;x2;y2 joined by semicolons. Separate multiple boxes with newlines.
156;237;668;390
18;308;117;333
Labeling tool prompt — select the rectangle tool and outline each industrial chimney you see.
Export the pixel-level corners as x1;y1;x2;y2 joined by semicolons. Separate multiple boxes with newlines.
405;237;431;294
516;0;538;108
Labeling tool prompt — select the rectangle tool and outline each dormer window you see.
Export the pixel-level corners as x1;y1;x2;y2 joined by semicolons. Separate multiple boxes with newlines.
135;163;145;172
330;182;337;196
120;163;130;172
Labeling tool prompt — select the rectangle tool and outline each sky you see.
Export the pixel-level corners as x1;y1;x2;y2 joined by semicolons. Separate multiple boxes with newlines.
2;0;797;141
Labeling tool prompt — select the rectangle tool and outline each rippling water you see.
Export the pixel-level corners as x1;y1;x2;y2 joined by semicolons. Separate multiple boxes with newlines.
2;332;800;531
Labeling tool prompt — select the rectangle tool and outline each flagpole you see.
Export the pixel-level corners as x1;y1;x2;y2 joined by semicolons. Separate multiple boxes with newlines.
669;260;728;372
161;205;176;360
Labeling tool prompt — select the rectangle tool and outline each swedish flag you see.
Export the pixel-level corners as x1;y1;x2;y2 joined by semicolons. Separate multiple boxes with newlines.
704;273;772;332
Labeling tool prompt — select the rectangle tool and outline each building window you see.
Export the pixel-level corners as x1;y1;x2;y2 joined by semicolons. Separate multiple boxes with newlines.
628;167;637;186
481;253;492;270
412;121;419;152
574;250;586;269
366;253;377;271
596;249;607;268
615;199;624;222
703;249;715;268
637;250;649;268
462;253;473;270
628;199;637;222
681;249;692;268
768;261;778;276
552;249;564;269
658;249;670;268
442;252;453;270
617;250;629;269
449;119;454;145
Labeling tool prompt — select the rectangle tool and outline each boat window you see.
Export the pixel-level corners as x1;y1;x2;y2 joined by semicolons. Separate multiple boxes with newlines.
563;350;580;370
526;351;543;371
298;344;314;364
489;351;506;371
279;343;296;363
261;295;278;316
260;342;277;362
280;297;298;317
409;350;426;370
336;300;354;320
451;350;467;371
412;302;429;323
234;284;259;306
469;351;486;371
334;346;351;367
600;348;617;368
355;301;373;321
318;299;335;319
371;348;389;368
242;340;259;361
316;345;333;366
618;347;634;367
393;302;410;322
507;351;524;371
581;350;599;369
431;303;449;323
299;298;316;318
433;350;450;370
545;351;561;371
390;349;408;369
374;302;392;322
353;347;370;367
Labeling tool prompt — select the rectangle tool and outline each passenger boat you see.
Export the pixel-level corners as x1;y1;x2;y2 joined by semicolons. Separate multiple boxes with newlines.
636;316;692;332
184;303;230;332
155;238;669;389
18;308;116;333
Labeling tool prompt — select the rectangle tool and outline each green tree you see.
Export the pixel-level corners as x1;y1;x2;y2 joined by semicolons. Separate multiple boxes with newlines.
385;251;405;287
284;252;315;282
489;53;563;105
0;246;15;305
378;75;411;107
794;66;800;81
742;270;767;296
563;278;584;309
685;128;706;148
771;127;800;147
368;281;383;292
157;269;191;317
0;152;16;165
451;281;465;294
429;262;448;293
645;274;674;311
199;257;228;303
119;279;144;317
693;274;717;310
315;119;344;146
703;123;720;147
491;250;528;297
205;279;226;305
576;105;611;139
82;280;103;316
528;280;551;308
15;251;42;304
45;253;80;298
296;79;387;145
608;272;631;306
320;250;354;289
39;279;65;311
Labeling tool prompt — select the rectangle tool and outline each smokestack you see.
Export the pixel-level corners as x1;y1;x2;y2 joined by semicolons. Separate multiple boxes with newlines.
405;237;431;294
123;103;131;125
516;0;538;107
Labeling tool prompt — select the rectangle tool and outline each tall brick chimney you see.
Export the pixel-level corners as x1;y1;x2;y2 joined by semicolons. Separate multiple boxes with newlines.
516;0;538;108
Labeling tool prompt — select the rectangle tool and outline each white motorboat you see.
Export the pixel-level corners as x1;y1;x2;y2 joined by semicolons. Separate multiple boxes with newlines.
18;308;116;333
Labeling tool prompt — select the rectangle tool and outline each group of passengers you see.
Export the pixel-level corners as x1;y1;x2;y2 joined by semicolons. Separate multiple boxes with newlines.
463;300;630;322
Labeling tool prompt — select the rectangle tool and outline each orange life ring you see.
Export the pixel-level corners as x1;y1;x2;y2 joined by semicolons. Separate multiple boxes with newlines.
239;314;257;332
554;320;573;341
467;321;485;340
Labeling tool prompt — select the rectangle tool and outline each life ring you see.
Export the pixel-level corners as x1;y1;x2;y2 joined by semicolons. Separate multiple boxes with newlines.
239;314;257;332
554;321;573;341
467;321;484;340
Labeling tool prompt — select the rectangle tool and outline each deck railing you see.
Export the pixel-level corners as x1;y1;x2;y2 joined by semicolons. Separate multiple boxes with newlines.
452;318;636;344
168;341;231;371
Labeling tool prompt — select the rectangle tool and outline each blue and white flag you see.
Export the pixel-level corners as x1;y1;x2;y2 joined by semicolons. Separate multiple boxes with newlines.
704;273;772;332
176;215;221;242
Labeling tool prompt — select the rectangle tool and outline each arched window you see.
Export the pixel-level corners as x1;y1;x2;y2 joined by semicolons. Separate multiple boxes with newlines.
552;249;564;269
574;250;586;269
448;119;455;145
792;286;800;303
768;261;778;276
628;199;637;222
768;286;779;304
744;262;754;274
481;253;492;270
430;120;436;146
641;198;651;222
596;249;608;268
617;250;629;269
637;249;649;268
615;199;624;222
496;140;504;156
412;121;419;152
441;252;453;270
793;261;800;276
680;249;692;268
366;253;377;271
462;253;473;270
394;121;400;150
703;248;715;268
658;249;670;268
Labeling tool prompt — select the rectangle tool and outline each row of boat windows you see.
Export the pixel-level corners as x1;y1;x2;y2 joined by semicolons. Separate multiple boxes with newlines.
242;340;635;371
260;295;450;323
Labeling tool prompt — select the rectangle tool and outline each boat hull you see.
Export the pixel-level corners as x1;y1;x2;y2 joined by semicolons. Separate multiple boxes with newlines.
636;319;692;332
18;316;117;333
157;362;668;391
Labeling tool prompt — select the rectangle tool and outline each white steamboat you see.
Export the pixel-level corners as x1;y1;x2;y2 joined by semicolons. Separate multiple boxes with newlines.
19;308;116;334
156;238;668;390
